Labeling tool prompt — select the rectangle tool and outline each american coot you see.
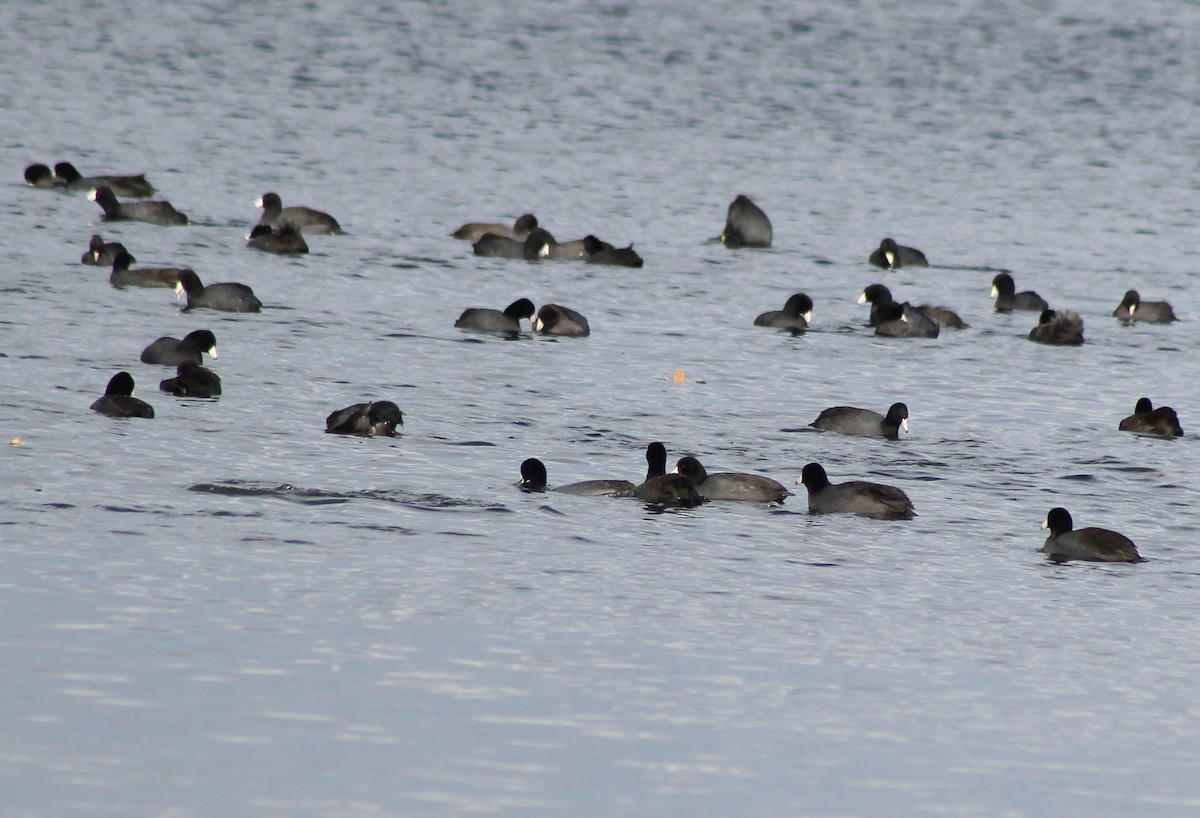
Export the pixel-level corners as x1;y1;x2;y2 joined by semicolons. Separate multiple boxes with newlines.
91;371;154;418
632;442;705;506
89;186;187;226
518;458;636;497
1028;309;1084;346
858;284;966;329
1113;290;1177;324
255;192;340;234
755;293;813;331
991;273;1047;312
721;195;772;248
455;298;536;334
81;234;129;266
453;213;538;242
534;304;590;337
159;361;222;398
246;223;309;254
24;163;63;189
56;162;155;198
584;235;644;267
811;402;909;439
472;228;556;260
1118;398;1183;437
674;456;790;503
874;301;940;338
140;330;218;366
325;401;404;436
109;251;184;289
176;269;262;313
868;237;929;269
798;463;915;520
1041;507;1141;562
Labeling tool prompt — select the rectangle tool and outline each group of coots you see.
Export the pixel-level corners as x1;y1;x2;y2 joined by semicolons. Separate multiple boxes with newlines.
29;161;339;422
28;167;1173;562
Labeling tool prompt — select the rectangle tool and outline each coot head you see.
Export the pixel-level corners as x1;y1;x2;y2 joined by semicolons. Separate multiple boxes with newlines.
519;458;549;491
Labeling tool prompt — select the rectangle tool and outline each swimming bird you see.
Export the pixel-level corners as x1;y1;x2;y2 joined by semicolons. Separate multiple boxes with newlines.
755;293;812;331
90;371;154;418
246;223;309;254
721;195;772;248
159;361;222;398
583;235;644;267
1028;309;1084;345
810;402;909;439
674;456;790;503
1118;398;1183;437
869;237;929;269
455;298;536;334
140;330;218;366
89;186;187;226
56;162;154;197
857;284;965;329
255;192;340;234
81;234;128;266
797;463;915;520
991;273;1046;312
1041;507;1141;562
176;269;262;313
874;301;940;338
325;401;404;436
108;251;184;289
453;213;538;242
472;228;556;260
1113;290;1177;323
518;458;636;496
631;443;705;506
24;163;63;189
534;304;590;337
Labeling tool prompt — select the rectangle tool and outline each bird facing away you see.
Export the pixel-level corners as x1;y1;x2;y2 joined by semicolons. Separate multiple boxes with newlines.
90;371;154;418
674;456;790;503
798;463;915;520
517;458;636;496
1118;398;1183;437
159;362;222;398
1028;309;1084;346
1041;507;1141;562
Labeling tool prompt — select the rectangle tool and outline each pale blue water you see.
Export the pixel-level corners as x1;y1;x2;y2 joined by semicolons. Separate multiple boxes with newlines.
3;1;1200;816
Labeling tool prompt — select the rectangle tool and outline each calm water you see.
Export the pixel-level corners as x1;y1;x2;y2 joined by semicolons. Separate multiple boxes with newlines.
4;1;1200;815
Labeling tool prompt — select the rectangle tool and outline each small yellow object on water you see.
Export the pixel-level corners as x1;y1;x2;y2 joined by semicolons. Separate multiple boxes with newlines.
673;369;685;383
9;437;23;446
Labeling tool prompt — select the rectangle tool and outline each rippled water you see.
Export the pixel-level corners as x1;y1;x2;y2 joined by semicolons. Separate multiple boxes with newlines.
4;1;1200;815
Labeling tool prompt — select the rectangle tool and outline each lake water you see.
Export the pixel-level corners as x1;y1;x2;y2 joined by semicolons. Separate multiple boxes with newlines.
3;1;1200;815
